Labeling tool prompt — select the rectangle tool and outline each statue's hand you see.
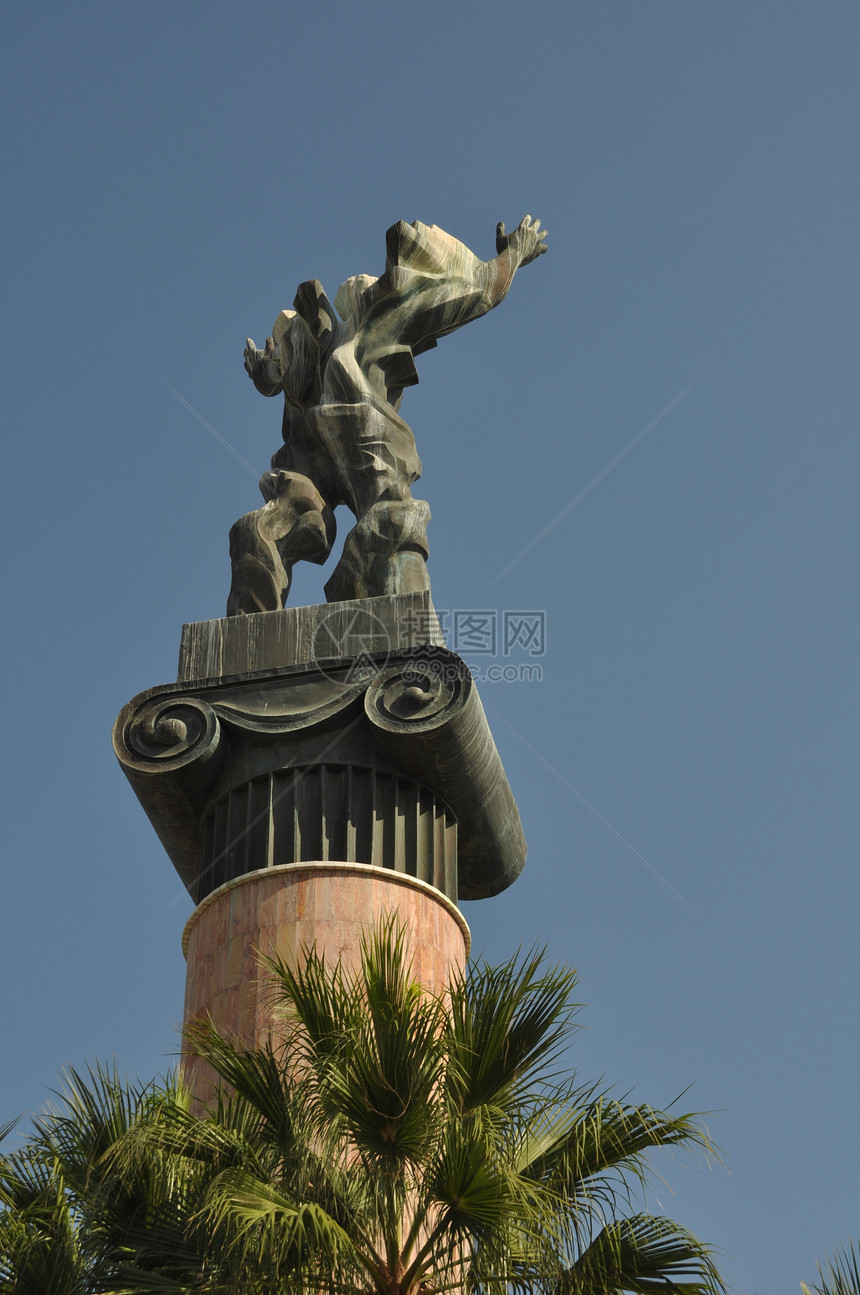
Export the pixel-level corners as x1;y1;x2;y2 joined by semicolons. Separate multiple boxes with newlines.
244;336;283;394
496;215;548;267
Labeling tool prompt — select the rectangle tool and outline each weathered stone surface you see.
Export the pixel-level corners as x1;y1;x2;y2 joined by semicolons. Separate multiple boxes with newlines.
114;633;526;903
323;497;431;603
178;590;445;682
226;473;335;615
228;215;547;612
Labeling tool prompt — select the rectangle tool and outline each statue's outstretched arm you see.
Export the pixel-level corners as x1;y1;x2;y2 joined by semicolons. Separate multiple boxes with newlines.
484;215;548;307
365;216;548;357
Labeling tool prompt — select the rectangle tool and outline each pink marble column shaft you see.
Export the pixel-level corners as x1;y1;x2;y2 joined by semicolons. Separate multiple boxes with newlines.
182;862;470;1102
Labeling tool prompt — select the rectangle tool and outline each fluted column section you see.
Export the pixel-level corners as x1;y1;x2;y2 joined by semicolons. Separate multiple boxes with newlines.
198;766;458;902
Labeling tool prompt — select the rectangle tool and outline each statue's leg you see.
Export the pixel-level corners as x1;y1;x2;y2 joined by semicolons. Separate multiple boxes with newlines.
324;495;431;602
308;401;432;602
226;471;335;616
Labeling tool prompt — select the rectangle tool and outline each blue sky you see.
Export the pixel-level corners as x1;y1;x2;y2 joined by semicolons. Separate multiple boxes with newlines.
2;3;858;1291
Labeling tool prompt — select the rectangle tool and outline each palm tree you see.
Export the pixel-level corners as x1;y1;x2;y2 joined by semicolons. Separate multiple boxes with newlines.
0;924;724;1294
0;1068;210;1293
175;920;723;1294
802;1242;860;1295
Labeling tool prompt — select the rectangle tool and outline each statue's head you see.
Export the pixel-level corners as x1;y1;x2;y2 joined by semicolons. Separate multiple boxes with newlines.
334;274;377;322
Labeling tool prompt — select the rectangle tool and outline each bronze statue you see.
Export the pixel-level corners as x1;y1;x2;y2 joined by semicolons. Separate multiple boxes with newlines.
228;215;547;614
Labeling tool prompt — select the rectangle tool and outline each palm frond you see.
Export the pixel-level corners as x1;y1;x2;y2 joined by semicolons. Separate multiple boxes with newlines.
29;1062;163;1201
445;947;580;1118
803;1241;860;1295
183;1017;303;1151
200;1166;373;1290
0;1117;19;1150
266;918;448;1168
0;1156;89;1295
561;1212;725;1295
536;1094;717;1207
